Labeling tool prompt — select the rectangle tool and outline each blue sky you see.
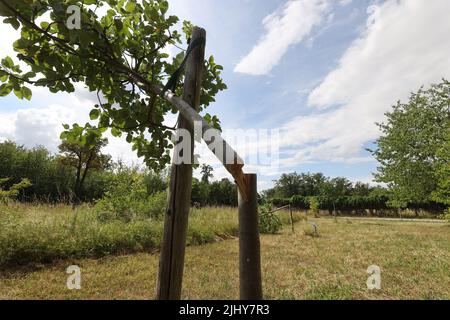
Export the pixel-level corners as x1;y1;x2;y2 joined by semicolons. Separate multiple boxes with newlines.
1;0;450;190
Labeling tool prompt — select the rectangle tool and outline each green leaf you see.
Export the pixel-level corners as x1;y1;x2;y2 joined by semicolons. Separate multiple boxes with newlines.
114;19;123;31
13;88;23;99
4;17;20;30
126;133;133;143
63;124;70;130
0;83;13;96
111;127;122;137
89;109;100;120
125;1;136;12
21;86;32;100
1;56;14;69
160;1;169;15
40;21;50;29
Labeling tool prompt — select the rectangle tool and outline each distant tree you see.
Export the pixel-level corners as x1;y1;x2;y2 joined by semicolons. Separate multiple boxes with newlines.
59;124;111;200
352;182;372;197
273;172;301;197
370;80;449;207
144;169;168;196
320;177;352;198
0;140;75;201
273;172;328;198
209;178;237;206
191;177;209;206
200;164;214;184
431;129;450;207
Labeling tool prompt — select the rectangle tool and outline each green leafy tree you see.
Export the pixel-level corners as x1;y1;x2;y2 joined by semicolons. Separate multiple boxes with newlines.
0;140;76;201
352;182;372;196
0;0;226;171
370;80;450;207
319;177;352;198
59;124;111;199
431;129;450;207
200;164;213;184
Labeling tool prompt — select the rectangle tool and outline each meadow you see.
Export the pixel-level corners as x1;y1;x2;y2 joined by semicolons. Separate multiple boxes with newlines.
0;204;449;299
0;203;300;268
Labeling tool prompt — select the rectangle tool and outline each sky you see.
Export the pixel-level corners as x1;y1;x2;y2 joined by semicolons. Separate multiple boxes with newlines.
0;0;449;191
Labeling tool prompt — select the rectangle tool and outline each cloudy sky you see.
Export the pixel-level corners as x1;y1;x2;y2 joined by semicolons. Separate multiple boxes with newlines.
1;0;449;190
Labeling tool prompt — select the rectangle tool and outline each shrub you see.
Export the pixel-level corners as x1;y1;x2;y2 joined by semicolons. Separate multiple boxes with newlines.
291;195;309;209
95;168;166;222
259;204;282;234
304;223;319;237
309;197;320;217
439;208;450;222
271;198;290;207
0;178;32;204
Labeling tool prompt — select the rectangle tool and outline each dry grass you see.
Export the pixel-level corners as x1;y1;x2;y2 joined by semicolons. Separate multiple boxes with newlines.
1;217;448;300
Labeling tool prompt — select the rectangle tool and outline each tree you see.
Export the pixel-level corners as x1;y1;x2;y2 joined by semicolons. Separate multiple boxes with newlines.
59;124;111;200
273;172;301;197
431;129;450;206
319;177;352;198
0;140;75;201
370;80;450;207
272;172;328;198
0;0;226;171
200;164;213;184
352;182;372;197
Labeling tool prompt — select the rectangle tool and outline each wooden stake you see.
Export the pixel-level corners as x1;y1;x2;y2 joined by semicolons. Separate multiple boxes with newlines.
289;204;294;233
156;27;206;300
238;174;262;300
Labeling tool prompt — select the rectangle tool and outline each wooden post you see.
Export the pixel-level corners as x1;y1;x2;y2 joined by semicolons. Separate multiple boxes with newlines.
156;27;206;300
289;204;294;233
238;174;262;300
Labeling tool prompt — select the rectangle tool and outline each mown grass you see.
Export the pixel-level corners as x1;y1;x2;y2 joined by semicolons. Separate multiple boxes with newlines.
0;203;300;268
0;216;448;300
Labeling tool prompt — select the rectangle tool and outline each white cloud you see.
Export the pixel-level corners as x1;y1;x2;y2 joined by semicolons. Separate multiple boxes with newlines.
0;24;19;59
234;0;330;75
339;0;352;6
279;0;450;163
0;89;141;165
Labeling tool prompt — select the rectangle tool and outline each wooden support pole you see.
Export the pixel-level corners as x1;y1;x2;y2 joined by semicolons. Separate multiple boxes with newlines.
238;174;262;300
289;204;294;233
156;27;206;300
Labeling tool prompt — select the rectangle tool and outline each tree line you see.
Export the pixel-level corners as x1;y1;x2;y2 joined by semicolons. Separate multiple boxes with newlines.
263;80;449;215
1;80;448;215
0;138;237;206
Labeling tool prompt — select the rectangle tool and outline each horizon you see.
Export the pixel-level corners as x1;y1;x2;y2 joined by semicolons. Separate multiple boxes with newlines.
0;0;449;191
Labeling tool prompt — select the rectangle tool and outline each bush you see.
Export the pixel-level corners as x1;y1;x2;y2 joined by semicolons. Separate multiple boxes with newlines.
95;168;166;222
304;222;319;237
0;178;31;204
309;197;319;217
291;195;309;209
439;208;450;222
259;204;282;234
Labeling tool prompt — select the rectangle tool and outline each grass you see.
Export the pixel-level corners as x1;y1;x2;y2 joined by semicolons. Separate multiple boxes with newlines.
0;203;300;267
0;215;449;299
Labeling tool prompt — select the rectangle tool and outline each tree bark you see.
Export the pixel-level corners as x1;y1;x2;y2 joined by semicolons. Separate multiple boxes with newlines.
238;173;262;300
156;27;206;300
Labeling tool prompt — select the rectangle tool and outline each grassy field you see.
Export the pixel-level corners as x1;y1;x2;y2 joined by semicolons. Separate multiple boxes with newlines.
0;203;299;267
1;215;449;300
